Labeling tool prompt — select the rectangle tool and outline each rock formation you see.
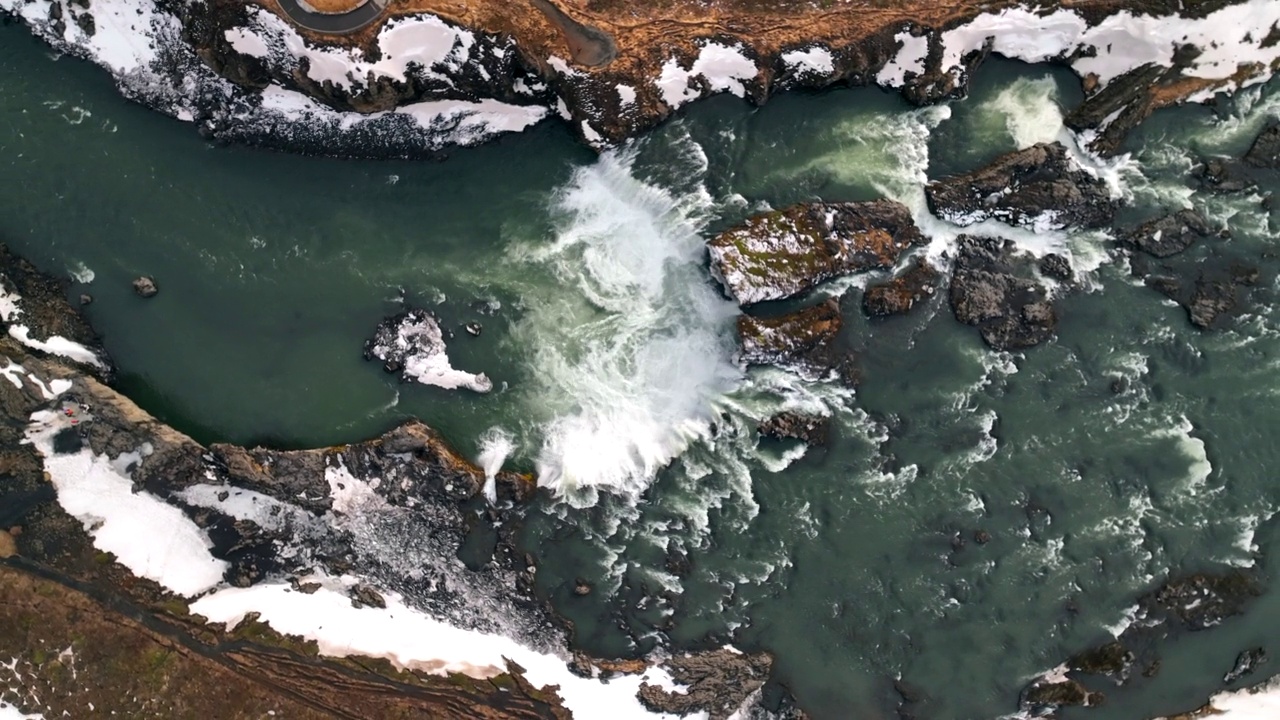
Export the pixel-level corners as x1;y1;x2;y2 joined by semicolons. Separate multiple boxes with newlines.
862;257;939;317
948;236;1058;350
737;297;857;384
708;200;923;305
926;143;1115;231
1121;210;1212;258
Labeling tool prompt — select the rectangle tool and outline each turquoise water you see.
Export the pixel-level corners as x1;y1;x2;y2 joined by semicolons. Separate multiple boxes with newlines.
5;23;1280;718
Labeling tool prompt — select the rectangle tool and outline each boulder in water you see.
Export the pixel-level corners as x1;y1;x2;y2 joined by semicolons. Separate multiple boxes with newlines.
862;258;940;317
363;308;492;393
707;200;923;305
737;297;857;384
925;142;1115;230
948;236;1058;350
132;276;158;298
1122;209;1212;258
1038;253;1073;282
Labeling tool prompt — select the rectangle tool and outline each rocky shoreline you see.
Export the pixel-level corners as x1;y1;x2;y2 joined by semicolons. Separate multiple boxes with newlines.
3;0;1280;157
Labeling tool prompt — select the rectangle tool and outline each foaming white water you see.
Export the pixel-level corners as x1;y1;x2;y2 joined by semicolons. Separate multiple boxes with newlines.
67;261;95;284
476;426;516;504
1155;416;1213;495
509;148;742;505
983;75;1064;149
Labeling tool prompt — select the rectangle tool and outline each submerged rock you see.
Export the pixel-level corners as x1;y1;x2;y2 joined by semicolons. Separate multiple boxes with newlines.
638;648;772;720
1122;210;1212;258
925;143;1115;231
1021;668;1102;716
1195;157;1254;194
1244;123;1280;168
363;308;492;393
862;258;940;317
758;411;829;446
707;200;923;305
948;236;1058;351
1148;264;1260;330
737;297;857;384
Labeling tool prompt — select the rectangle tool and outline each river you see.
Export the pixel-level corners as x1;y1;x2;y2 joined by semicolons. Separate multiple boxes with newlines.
4;21;1280;718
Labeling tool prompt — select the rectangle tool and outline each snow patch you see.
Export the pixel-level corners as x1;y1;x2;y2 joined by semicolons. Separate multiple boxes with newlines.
656;42;757;109
876;31;929;87
25;410;228;597
7;326;105;370
782;46;835;77
189;579;697;719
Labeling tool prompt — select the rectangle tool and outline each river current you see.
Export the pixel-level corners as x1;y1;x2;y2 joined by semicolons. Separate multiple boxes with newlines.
4;22;1280;718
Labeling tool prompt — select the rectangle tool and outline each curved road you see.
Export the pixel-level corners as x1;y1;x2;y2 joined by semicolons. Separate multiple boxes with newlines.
274;0;390;34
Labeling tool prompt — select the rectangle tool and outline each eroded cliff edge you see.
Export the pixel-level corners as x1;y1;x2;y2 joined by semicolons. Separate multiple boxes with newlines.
3;0;1279;156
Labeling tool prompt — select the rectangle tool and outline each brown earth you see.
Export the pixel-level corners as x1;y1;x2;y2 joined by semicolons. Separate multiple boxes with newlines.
295;0;368;12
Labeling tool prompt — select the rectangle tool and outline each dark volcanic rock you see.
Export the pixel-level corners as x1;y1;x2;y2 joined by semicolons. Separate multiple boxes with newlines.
1147;571;1260;630
638;648;772;720
948;236;1058;350
737;297;857;384
758;412;829;446
1122;209;1212;258
708;200;924;305
1038;253;1073;282
132;276;158;298
1071;641;1135;681
862;258;940;317
925;143;1115;231
1223;647;1267;684
1244;123;1280;168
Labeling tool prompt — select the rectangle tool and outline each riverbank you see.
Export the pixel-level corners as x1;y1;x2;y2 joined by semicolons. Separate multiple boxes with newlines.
2;0;1278;156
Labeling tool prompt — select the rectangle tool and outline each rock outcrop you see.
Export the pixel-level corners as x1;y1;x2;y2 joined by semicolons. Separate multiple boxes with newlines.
363;308;492;392
926;143;1115;231
0;244;112;377
862;257;939;317
1122;210;1212;258
1245;123;1280;168
708;200;923;305
737;297;857;384
638;648;772;720
1017;569;1264;719
948;236;1058;350
758;411;829;446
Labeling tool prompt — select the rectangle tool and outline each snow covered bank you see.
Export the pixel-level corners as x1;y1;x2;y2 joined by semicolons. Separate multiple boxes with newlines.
24;409;229;597
1157;674;1280;718
0;0;549;155
190;577;699;719
877;0;1280;96
0;282;106;371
